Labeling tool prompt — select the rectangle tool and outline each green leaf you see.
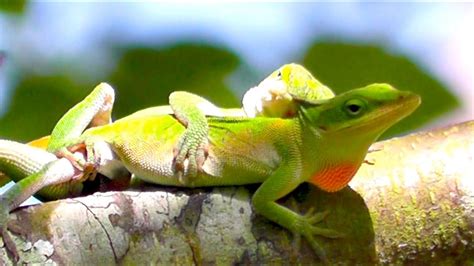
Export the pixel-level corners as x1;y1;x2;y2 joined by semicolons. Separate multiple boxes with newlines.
303;41;459;138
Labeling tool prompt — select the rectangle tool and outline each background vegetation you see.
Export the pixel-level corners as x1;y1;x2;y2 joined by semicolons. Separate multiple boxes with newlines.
0;3;471;141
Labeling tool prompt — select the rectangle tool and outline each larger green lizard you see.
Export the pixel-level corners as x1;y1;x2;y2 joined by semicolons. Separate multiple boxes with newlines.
0;82;420;261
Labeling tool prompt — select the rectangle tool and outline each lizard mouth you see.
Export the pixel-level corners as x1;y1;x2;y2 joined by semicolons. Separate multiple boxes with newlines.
342;91;421;133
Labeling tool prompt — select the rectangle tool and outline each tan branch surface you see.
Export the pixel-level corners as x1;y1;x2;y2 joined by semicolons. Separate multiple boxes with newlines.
351;120;473;264
0;121;472;265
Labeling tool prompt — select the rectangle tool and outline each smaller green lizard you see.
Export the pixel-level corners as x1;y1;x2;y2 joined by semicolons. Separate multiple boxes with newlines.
1;63;333;186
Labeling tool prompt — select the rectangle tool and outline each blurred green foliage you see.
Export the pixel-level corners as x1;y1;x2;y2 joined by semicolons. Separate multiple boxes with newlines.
0;0;27;14
109;44;239;118
0;75;89;141
0;41;459;142
303;42;459;138
0;44;240;141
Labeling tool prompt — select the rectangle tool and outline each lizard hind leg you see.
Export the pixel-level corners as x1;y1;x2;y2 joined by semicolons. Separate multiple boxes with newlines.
288;198;343;262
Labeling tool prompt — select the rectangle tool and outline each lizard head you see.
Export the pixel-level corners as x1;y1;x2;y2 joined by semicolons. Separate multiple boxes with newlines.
302;83;421;192
265;63;335;101
243;63;334;118
301;83;420;141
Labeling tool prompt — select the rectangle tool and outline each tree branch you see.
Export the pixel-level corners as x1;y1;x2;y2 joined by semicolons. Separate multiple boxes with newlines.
1;121;472;264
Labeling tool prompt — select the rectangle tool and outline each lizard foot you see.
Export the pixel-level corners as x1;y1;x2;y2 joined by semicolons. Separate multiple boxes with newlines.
173;130;208;183
56;144;98;183
291;206;343;262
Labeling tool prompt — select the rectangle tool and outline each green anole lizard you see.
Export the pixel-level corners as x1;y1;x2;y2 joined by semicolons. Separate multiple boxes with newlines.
0;82;420;261
0;63;334;189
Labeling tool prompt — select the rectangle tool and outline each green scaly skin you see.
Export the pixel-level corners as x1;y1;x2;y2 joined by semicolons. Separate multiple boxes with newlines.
171;63;335;180
0;82;420;261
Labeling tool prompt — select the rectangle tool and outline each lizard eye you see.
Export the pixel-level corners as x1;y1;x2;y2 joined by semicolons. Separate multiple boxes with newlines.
344;99;365;116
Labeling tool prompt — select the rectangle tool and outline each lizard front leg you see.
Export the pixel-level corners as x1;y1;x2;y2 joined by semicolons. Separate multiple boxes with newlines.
47;83;115;172
251;161;341;262
169;91;220;182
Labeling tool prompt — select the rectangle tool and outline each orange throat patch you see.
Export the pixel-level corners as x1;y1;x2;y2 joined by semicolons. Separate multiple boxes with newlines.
309;164;359;192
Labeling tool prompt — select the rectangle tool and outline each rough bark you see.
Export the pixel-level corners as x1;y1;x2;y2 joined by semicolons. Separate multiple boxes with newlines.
350;120;474;264
0;121;472;265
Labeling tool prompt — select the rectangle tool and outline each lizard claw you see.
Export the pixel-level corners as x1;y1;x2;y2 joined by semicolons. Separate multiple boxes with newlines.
55;144;98;183
290;208;343;262
364;159;375;165
55;148;87;172
173;128;208;183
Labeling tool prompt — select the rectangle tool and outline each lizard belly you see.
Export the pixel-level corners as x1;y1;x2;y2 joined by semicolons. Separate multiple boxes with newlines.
199;144;279;186
109;134;279;187
93;141;130;180
91;115;281;187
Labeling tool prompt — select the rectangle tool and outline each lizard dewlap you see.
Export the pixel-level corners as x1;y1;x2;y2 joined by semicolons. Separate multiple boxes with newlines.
310;164;359;192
